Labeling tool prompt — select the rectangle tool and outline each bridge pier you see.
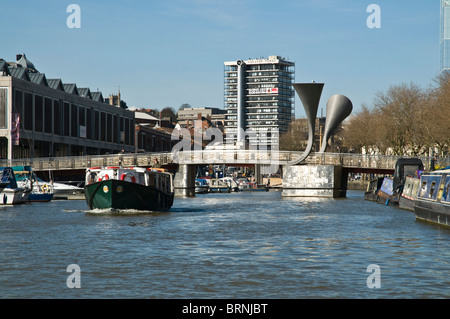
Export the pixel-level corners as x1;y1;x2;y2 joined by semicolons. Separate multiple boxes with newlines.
173;164;196;197
281;165;347;198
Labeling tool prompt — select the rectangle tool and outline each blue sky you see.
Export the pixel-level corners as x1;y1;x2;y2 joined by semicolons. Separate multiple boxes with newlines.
0;0;440;117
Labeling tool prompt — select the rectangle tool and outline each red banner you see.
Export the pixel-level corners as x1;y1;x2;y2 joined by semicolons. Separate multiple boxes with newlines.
11;113;20;146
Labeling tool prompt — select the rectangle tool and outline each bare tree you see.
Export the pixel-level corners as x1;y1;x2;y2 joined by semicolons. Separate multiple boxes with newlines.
279;119;309;151
425;74;450;156
373;83;426;155
342;105;383;154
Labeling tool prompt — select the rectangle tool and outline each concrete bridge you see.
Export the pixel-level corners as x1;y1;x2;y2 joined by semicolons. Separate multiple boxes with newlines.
2;150;445;198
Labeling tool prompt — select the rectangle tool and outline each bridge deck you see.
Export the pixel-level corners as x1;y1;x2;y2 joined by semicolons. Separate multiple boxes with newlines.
1;151;444;173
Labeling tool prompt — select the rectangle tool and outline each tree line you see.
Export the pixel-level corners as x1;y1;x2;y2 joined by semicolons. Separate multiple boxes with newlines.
342;74;449;157
278;74;449;157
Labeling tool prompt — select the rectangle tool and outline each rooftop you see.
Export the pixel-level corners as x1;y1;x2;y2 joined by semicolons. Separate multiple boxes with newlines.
224;55;295;66
0;53;126;108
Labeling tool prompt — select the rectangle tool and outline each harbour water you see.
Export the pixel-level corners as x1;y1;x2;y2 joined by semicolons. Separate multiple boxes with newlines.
0;190;449;299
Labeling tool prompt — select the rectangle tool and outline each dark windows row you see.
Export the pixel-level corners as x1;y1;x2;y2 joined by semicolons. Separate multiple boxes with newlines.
13;89;134;145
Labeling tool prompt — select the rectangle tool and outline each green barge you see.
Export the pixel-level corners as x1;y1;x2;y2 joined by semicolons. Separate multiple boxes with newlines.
84;166;174;211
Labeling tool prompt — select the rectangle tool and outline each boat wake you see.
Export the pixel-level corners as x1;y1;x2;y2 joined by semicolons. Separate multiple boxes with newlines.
85;208;170;215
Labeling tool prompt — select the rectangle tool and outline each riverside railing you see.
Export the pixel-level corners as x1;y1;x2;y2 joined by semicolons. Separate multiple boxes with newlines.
1;151;448;172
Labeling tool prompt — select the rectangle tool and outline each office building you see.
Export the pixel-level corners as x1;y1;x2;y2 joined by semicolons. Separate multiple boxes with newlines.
0;54;135;160
224;55;295;148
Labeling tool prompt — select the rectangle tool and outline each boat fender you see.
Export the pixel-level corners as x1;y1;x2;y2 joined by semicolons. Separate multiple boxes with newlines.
121;173;136;183
41;184;49;193
98;174;110;182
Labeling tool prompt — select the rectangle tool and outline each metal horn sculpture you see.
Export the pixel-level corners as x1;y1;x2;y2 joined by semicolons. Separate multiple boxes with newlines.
319;94;353;153
289;83;324;165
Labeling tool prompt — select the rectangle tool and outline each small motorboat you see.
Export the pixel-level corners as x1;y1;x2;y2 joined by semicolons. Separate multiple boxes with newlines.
195;179;209;194
0;167;25;205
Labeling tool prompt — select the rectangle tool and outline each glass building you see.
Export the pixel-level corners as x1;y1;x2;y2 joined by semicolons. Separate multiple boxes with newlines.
441;0;450;73
224;56;295;148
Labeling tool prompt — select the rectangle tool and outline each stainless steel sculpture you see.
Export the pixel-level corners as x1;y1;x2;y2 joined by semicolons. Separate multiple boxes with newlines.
289;83;352;164
289;83;324;165
236;60;246;143
319;94;353;153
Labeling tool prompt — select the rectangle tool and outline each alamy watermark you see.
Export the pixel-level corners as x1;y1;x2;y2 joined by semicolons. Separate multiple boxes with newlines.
170;120;280;174
367;4;381;29
366;264;381;288
66;4;81;29
66;264;81;288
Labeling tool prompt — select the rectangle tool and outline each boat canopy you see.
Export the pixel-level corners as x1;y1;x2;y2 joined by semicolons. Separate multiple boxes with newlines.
393;158;424;191
0;167;18;189
394;158;424;179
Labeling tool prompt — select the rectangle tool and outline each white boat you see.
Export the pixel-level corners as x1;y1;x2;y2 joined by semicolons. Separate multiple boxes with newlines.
234;177;268;191
195;179;210;194
1;188;25;205
13;166;54;202
52;182;83;196
206;178;231;193
218;177;240;192
236;177;253;190
0;167;25;205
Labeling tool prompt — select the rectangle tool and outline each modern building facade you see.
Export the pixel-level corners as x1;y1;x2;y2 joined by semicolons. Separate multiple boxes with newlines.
441;0;450;73
0;54;135;160
224;56;295;148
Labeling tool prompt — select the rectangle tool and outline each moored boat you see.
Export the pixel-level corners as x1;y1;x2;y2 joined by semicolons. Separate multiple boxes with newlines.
207;178;231;193
366;158;424;206
414;169;450;227
195;178;210;194
376;177;399;205
399;176;421;211
52;181;83;198
0;167;25;205
12;166;54;202
364;177;384;202
219;177;239;192
84;166;174;211
234;177;268;191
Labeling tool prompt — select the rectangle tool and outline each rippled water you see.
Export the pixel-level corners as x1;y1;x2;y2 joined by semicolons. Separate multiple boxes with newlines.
0;190;449;299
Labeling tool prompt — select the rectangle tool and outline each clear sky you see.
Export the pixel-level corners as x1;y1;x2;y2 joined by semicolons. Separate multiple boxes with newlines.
0;0;440;118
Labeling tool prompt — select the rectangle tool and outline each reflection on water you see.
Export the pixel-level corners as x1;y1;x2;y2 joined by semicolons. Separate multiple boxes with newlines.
0;190;449;298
